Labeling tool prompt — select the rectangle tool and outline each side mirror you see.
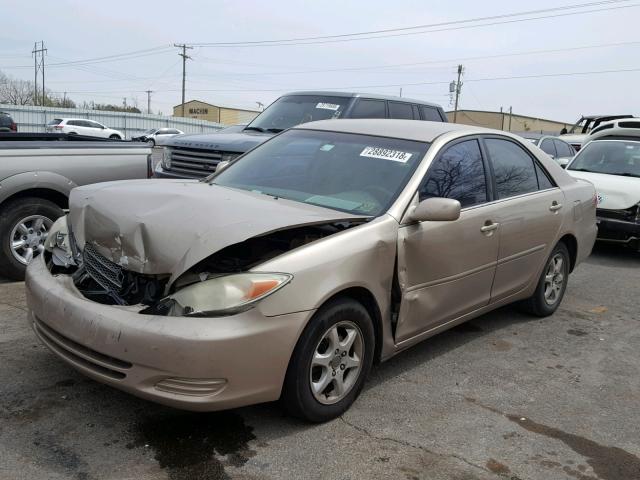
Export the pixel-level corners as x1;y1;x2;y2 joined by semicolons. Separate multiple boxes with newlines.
216;160;230;173
408;198;461;223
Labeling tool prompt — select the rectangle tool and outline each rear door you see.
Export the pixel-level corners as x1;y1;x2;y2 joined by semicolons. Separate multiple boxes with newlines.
482;137;564;301
420;105;444;122
348;98;386;119
395;138;500;343
388;102;414;120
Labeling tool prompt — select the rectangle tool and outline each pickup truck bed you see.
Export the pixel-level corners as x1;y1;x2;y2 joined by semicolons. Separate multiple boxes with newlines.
0;134;152;279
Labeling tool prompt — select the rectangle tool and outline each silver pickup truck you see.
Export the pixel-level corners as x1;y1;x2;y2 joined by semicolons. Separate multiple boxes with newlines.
0;134;152;279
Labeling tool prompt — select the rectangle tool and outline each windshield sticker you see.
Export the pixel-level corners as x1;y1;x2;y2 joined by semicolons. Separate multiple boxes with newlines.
320;144;335;152
316;103;341;111
360;146;413;163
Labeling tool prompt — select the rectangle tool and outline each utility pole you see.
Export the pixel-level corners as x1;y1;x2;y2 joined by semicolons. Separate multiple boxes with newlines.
174;44;193;117
145;90;153;114
452;64;464;123
399;87;403;97
32;41;47;106
508;106;513;131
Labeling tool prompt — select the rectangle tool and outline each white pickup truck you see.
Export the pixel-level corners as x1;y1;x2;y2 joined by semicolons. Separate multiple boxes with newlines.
0;133;152;279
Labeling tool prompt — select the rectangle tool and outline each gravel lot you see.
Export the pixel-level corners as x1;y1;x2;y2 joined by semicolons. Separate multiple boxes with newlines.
1;244;638;480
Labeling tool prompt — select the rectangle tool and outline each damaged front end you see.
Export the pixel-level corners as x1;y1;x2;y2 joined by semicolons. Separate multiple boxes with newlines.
45;215;366;316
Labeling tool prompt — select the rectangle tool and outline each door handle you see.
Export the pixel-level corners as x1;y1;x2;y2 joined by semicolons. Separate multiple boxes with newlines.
549;202;563;212
480;222;499;233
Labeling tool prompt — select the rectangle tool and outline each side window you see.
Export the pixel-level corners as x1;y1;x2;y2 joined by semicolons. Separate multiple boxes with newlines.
349;99;386;119
412;105;420;120
420;106;442;121
539;139;556;157
66;120;78;126
554;140;573;157
388;102;413;120
82;120;95;128
485;138;539;199
419;139;488;208
535;162;555;190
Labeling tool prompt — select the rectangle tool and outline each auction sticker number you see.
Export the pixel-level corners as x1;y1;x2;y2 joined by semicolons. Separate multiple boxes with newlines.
360;146;413;163
316;103;341;111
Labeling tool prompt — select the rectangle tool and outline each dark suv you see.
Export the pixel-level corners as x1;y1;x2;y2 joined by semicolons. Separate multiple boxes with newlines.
156;91;447;179
0;112;17;133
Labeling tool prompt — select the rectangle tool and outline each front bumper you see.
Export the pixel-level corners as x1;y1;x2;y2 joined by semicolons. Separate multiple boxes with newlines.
25;257;312;411
596;215;640;249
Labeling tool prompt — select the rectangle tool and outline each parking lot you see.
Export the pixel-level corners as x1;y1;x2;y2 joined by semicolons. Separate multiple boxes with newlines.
1;242;638;480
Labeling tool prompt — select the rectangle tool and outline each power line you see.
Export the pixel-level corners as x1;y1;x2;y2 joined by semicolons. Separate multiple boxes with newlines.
48;65;640;96
191;0;635;47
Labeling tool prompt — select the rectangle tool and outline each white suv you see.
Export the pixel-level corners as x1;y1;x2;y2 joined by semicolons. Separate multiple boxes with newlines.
46;118;124;139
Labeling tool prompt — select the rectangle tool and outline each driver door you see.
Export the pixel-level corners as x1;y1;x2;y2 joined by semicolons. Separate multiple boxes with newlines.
395;138;500;344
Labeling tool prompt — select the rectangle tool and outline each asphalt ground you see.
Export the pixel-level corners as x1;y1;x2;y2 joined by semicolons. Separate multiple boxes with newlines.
1;243;638;480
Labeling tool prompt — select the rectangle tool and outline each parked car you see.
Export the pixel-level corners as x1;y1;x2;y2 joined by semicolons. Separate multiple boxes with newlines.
27;120;597;421
155;91;448;179
566;128;640;251
561;114;633;151
522;134;576;167
131;128;184;147
45;118;124;139
581;117;640;145
0;112;17;132
0;133;152;279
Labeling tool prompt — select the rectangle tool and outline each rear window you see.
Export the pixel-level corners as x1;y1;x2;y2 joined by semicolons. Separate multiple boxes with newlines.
420;106;443;122
350;99;386;119
47;118;63;126
618;121;640;129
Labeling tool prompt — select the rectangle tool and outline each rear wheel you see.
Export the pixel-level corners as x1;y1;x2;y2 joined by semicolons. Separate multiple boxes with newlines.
0;198;63;280
109;134;121;140
147;138;155;147
519;242;570;317
282;298;374;422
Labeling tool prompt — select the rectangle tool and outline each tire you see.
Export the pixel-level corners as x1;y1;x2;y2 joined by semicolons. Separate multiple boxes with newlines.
282;297;375;422
148;139;155;147
109;134;121;140
518;242;570;317
0;198;63;281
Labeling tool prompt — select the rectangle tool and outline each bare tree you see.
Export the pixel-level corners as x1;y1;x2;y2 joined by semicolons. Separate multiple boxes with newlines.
0;72;34;105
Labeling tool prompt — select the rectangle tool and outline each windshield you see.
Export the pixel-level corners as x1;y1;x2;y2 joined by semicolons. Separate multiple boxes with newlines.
246;95;351;133
212;129;429;216
568;140;640;177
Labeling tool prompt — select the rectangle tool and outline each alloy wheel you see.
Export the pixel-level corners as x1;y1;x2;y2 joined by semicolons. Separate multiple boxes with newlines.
543;253;565;306
9;215;52;265
309;321;364;405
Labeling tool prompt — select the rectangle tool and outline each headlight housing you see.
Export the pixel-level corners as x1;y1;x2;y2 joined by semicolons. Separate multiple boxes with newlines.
44;216;76;267
154;272;292;317
161;147;172;169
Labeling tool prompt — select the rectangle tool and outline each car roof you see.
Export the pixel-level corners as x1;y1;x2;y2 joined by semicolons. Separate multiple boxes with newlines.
295;118;498;143
588;126;640;143
283;91;442;108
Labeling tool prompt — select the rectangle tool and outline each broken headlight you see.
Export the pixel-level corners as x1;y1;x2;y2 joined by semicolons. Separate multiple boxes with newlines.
153;272;292;317
44;216;76;267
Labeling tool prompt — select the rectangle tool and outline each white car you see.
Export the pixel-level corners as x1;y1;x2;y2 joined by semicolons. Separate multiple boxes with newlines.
131;128;184;147
46;118;124;140
566;128;640;251
581;118;640;146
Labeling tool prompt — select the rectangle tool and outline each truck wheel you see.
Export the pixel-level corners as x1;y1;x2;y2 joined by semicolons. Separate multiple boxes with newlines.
0;198;63;281
518;242;570;317
282;298;375;422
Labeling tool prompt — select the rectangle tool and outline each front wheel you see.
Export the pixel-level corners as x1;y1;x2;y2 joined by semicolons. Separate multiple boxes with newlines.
282;298;375;422
109;134;121;140
0;198;63;280
519;242;570;317
147;138;155;147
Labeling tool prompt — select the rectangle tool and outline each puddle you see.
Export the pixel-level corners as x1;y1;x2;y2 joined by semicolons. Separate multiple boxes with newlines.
130;411;256;480
465;397;640;480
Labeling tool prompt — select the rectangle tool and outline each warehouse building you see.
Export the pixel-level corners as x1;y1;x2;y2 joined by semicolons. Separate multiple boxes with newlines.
446;109;571;134
173;100;260;125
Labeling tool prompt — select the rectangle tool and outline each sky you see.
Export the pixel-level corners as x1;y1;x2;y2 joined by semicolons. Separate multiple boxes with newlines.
0;0;639;122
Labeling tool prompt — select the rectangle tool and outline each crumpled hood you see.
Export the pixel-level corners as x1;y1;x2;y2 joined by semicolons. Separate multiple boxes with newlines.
566;170;640;209
165;130;272;153
69;179;364;283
